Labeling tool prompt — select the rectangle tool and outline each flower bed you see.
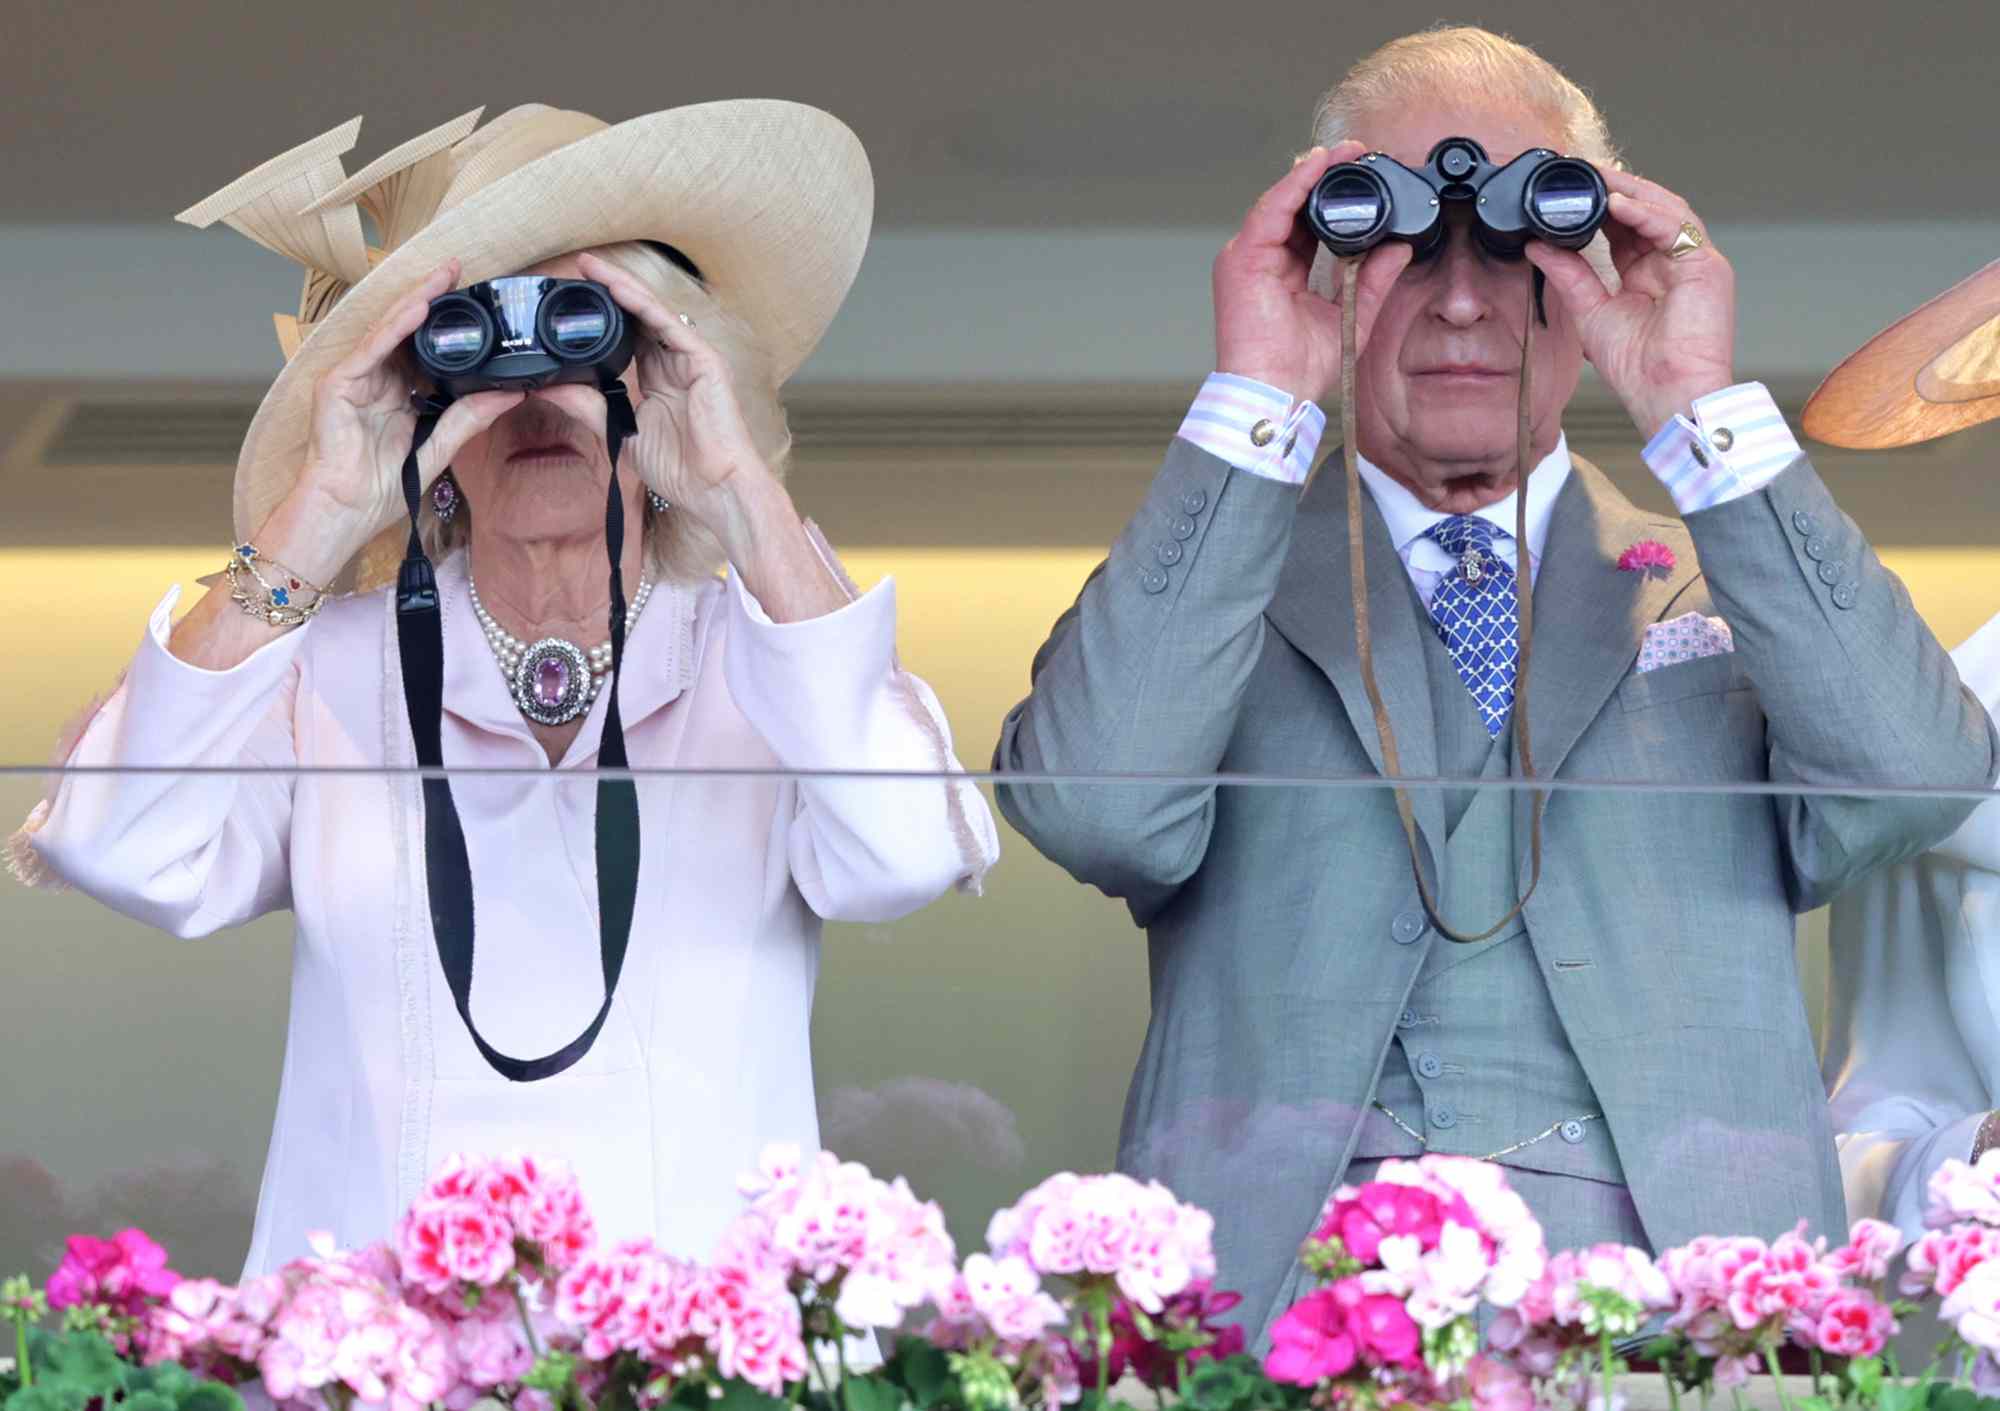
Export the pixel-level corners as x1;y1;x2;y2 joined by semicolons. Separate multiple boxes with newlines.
9;1148;2000;1411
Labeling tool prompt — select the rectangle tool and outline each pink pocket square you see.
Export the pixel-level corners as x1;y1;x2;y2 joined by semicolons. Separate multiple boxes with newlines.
1635;612;1735;673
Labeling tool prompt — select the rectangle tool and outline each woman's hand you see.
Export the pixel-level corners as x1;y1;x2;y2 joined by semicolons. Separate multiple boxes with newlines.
538;252;771;517
288;259;523;581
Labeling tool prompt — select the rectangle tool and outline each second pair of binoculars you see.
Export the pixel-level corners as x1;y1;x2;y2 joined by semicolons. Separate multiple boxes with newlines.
1305;135;1609;261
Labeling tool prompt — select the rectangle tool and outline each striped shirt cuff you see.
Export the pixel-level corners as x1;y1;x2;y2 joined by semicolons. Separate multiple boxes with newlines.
1175;373;1327;485
1642;382;1802;515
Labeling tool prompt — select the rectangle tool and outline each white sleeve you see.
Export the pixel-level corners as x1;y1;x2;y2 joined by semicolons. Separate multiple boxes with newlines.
721;557;999;924
13;587;304;937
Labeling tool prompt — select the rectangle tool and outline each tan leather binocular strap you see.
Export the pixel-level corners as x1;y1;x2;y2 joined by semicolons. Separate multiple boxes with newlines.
1337;257;1546;943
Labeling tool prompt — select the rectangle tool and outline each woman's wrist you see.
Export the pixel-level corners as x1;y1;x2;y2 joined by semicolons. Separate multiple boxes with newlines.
708;469;849;624
259;480;381;588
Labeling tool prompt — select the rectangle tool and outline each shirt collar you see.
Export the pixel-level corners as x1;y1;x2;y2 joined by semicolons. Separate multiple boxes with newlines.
1355;432;1572;566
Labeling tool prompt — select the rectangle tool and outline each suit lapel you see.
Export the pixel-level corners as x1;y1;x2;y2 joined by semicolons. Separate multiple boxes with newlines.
1265;452;1447;864
1523;456;1699;782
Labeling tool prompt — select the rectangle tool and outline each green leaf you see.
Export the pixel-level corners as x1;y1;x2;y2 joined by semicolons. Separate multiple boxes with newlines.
127;1361;194;1399
175;1383;245;1411
710;1377;794;1411
37;1332;126;1394
1790;1397;1836;1411
124;1389;177;1411
886;1340;957;1410
844;1374;909;1411
1878;1379;1932;1411
1926;1386;2000;1411
5;1384;76;1411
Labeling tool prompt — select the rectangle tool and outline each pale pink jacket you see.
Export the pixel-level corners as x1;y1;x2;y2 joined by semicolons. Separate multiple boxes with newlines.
15;549;998;1276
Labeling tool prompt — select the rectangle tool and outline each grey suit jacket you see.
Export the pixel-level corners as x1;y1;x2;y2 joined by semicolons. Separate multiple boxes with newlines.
994;437;1997;1342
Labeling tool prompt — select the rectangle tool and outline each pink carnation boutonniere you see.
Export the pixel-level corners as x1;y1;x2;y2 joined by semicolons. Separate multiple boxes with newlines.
1617;539;1677;576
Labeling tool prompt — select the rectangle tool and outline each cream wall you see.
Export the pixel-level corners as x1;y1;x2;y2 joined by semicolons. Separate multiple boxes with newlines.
3;544;1997;766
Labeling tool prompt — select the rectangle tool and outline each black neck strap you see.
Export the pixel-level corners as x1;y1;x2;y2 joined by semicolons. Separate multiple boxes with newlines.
394;377;642;1083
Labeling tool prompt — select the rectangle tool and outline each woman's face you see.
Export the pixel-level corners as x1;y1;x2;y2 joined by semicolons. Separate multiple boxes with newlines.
443;253;644;546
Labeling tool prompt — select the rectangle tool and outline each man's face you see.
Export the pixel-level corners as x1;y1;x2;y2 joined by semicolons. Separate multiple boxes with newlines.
1350;102;1589;513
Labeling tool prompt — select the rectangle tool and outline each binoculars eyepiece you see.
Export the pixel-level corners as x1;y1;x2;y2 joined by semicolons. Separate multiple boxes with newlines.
409;276;635;398
1306;136;1608;262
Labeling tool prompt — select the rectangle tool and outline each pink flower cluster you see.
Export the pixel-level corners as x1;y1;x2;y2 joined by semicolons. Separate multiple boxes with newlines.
1489;1243;1674;1379
1265;1158;1545;1394
1267;1278;1424;1385
984;1170;1217;1314
1654;1219;1902;1382
1327;1157;1547;1329
1912;1154;2000;1364
46;1229;183;1355
552;1227;808;1397
148;1237;462;1411
736;1143;959;1332
396;1153;596;1296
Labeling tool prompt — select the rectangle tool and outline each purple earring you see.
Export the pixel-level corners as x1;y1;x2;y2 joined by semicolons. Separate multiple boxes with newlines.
431;472;462;522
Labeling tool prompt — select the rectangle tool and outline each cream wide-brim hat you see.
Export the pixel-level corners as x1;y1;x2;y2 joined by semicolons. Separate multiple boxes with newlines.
1802;256;2000;449
177;100;873;590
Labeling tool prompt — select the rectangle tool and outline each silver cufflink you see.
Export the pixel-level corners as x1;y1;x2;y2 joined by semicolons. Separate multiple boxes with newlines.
1711;427;1735;452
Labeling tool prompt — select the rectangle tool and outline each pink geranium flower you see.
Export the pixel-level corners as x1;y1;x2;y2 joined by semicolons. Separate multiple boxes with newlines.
1810;1289;1896;1359
1928;1153;2000;1230
1467;1354;1537;1411
46;1228;183;1312
397;1197;517;1294
986;1170;1216;1315
1904;1223;2000;1298
1825;1218;1904;1283
1265;1286;1359;1385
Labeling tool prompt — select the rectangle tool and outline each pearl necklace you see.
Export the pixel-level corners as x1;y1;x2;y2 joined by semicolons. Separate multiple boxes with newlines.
468;575;655;727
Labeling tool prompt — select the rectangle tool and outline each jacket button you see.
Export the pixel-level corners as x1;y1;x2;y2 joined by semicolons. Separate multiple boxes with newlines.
1181;489;1208;516
1157;540;1184;567
1792;511;1818;536
1817;560;1842;585
1170;514;1197;541
1559;1120;1587;1144
1804;536;1828;561
1832;581;1857;610
1397;1008;1420;1028
1391;910;1427;944
1140;567;1169;595
1429;1104;1458;1130
1416;1052;1444;1079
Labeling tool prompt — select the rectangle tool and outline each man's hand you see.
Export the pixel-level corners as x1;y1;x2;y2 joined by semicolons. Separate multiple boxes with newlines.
1525;169;1737;441
1213;143;1413;406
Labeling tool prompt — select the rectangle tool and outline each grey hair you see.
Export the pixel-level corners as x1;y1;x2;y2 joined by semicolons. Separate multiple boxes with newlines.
422;240;793;585
1308;25;1622;170
1304;26;1624;295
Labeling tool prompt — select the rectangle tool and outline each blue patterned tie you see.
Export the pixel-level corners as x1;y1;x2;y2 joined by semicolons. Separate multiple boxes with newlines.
1424;516;1518;736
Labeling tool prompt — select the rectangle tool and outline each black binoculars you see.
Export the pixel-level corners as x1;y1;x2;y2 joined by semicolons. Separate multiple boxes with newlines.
1305;136;1608;261
409;276;634;397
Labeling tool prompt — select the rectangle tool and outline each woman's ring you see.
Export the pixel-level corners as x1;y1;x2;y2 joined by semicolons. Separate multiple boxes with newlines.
677;312;695;328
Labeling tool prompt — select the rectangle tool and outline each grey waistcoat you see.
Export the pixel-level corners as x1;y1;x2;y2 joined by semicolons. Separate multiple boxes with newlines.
1356;588;1647;1250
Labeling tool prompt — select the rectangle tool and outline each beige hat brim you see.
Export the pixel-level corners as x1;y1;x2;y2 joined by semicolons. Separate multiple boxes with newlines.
1802;256;2000;449
231;99;872;586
